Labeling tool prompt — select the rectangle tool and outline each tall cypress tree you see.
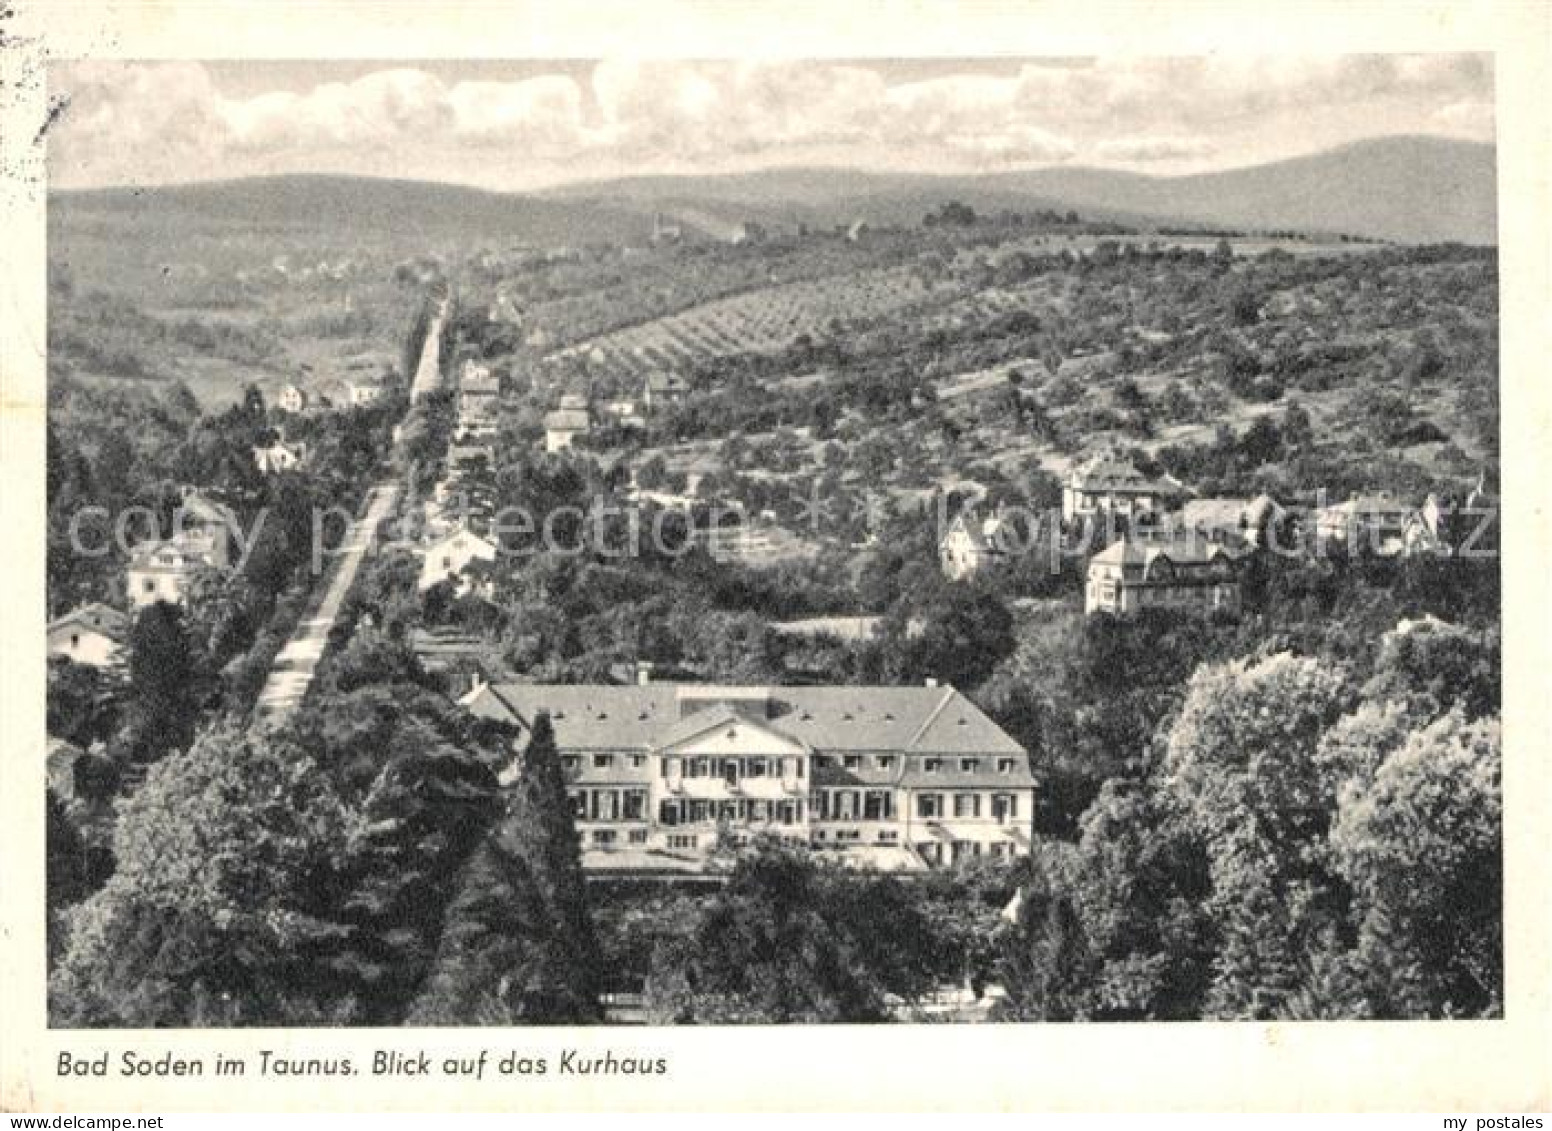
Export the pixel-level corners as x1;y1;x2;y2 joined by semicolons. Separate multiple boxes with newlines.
125;601;203;763
410;711;602;1024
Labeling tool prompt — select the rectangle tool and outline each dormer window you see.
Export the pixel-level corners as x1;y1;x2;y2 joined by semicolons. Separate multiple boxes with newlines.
844;755;863;771
923;758;942;773
997;757;1016;773
876;755;896;770
960;758;979;773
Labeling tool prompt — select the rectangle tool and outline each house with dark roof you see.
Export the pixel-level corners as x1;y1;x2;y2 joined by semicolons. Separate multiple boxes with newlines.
459;679;1035;872
938;507;1013;580
1062;452;1189;525
1085;531;1250;617
642;372;690;413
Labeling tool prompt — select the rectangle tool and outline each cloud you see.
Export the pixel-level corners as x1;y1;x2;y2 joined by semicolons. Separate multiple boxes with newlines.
589;60;885;159
46;54;1496;188
1431;98;1496;139
1013;53;1493;126
220;68;451;151
446;76;588;152
49;62;228;185
1093;135;1217;163
942;124;1078;165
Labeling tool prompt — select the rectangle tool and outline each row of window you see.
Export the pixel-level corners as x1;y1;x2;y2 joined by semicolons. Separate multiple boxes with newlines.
562;753;649;772
563;752;1024;777
593;827;1022;854
663;755;800;781
569;788;649;822
814;828;899;844
811;788;895;822
920;840;1017;864
589;828;650;846
658;798;805;827
916;792;1021;820
578;790;1025;826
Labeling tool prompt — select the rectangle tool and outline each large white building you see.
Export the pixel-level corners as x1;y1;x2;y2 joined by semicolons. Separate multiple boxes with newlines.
460;680;1036;873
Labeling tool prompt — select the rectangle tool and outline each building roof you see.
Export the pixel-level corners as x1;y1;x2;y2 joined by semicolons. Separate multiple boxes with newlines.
423;523;498;555
127;531;220;572
176;488;235;528
1319;494;1412;520
47;602;129;641
460;682;1028;760
645;372;690;394
1090;532;1251;573
1068;452;1186;496
447;444;495;466
941;509;1011;555
460;365;500;394
1180;497;1253;532
544;408;591;432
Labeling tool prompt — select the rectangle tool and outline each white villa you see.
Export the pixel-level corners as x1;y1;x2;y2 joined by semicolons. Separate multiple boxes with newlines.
1085;531;1250;617
544;393;591;453
418;524;499;593
47;603;129;667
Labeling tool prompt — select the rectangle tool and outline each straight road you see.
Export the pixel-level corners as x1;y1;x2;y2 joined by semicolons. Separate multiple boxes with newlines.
254;481;402;721
255;288;443;721
409;298;449;402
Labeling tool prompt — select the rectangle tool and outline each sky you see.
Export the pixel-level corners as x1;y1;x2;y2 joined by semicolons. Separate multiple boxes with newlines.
46;55;1496;192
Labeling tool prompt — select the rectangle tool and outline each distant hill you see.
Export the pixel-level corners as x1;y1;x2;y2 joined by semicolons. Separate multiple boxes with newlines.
548;136;1498;245
51;136;1496;249
979;136;1497;245
51;174;653;248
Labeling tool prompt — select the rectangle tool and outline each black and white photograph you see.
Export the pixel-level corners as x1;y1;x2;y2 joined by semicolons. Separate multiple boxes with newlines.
36;48;1508;1030
5;0;1550;1115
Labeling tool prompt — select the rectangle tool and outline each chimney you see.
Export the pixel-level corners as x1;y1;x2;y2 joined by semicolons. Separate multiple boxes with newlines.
637;661;654;686
924;677;939;688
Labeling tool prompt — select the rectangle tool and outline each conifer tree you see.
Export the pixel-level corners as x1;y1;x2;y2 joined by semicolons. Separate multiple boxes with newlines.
410;711;602;1024
124;601;204;762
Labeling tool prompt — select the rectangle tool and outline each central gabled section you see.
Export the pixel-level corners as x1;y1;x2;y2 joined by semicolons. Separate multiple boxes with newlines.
655;698;810;816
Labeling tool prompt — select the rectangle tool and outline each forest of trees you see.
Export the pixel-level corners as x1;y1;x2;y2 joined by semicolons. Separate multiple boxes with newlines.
43;229;1502;1026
